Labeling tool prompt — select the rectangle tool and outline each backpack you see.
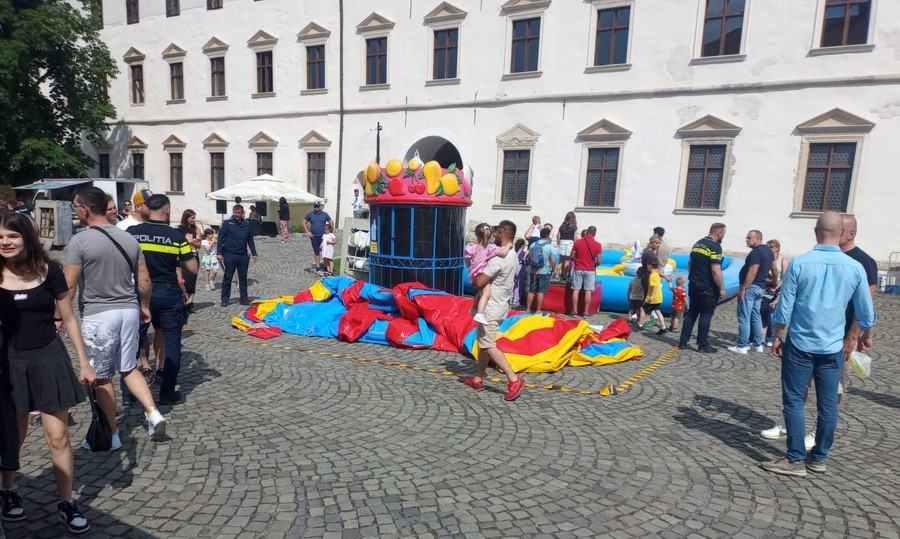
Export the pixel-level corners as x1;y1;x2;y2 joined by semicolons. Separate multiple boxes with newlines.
529;241;546;270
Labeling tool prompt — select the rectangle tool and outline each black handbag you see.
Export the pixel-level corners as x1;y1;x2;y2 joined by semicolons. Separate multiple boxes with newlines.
85;385;112;452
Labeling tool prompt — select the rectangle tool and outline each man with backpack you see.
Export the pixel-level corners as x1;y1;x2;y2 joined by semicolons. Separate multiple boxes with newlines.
526;227;556;313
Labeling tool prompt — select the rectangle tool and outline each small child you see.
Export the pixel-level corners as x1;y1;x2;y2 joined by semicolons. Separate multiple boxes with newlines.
464;223;511;324
627;274;645;323
639;258;667;335
525;216;542;248
200;228;219;291
669;275;687;332
321;223;337;275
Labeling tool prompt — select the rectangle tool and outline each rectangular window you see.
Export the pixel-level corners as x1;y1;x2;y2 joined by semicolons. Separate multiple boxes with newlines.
130;65;144;104
98;154;110;178
365;37;388;85
510;18;540;73
131;152;144;180
595;6;630;66
433;28;459;80
210;152;225;190
802;142;855;212
169;153;183;192
500;150;530;205
701;0;745;57
306;45;325;90
256;51;273;93
584;148;620;207
166;0;179;17
307;152;326;197
126;0;138;24
170;62;184;100
821;0;871;47
210;57;226;96
683;145;725;209
256;152;273;176
207;0;222;10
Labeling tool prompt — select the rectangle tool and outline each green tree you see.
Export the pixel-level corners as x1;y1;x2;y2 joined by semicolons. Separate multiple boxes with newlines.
0;0;116;184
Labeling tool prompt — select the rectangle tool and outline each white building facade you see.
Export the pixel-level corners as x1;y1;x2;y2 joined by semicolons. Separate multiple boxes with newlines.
92;0;900;260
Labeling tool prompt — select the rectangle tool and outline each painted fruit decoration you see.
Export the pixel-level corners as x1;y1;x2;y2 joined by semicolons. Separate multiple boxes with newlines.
363;158;470;201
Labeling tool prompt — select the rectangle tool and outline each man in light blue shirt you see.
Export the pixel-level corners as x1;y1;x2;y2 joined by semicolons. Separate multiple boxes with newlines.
763;212;875;477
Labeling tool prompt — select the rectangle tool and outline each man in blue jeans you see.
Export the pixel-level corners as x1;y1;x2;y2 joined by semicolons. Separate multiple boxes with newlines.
728;230;772;354
763;212;875;477
217;204;258;307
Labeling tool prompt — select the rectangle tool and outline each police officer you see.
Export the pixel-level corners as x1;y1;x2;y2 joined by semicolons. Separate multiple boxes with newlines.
217;204;258;307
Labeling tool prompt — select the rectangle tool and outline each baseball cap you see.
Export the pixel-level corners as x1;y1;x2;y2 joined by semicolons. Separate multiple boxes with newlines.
132;188;152;207
313;201;321;208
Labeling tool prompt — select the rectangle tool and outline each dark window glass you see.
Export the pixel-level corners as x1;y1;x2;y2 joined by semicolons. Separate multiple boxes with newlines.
131;152;144;179
256;152;273;175
210;57;226;96
207;0;222;9
306;45;325;90
170;62;184;100
210;152;225;190
130;65;144;104
821;0;871;47
701;0;744;57
501;149;530;205
433;28;459;79
256;51;273;93
595;6;630;66
377;206;392;256
683;145;725;209
802;142;855;212
365;37;387;85
98;154;110;178
413;207;436;258
511;18;540;73
584;148;620;207
307;152;325;197
166;0;178;17
170;153;183;192
393;207;411;258
126;0;138;24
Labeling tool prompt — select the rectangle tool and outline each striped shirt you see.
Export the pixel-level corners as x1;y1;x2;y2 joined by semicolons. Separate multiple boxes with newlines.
127;221;193;285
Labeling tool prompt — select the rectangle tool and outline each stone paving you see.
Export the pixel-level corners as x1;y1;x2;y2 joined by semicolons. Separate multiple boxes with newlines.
5;234;900;538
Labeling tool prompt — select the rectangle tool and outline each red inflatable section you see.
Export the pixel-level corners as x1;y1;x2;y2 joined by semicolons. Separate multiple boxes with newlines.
412;293;477;353
530;283;602;316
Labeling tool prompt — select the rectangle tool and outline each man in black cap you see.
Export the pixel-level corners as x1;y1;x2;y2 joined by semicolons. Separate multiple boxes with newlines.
217;204;258;306
303;201;333;271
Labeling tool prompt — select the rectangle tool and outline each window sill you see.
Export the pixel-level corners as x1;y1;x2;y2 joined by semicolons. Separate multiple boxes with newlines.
301;88;328;96
672;208;725;216
689;54;746;66
425;78;461;87
807;43;875;57
584;63;631;74
789;211;826;219
359;83;390;91
206;95;228;102
130;102;145;107
166;99;186;105
574;206;620;213
502;71;542;81
165;191;185;196
252;92;276;99
491;204;531;211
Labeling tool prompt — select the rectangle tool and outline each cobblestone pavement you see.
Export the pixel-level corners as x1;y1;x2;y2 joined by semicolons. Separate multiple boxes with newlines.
6;235;900;538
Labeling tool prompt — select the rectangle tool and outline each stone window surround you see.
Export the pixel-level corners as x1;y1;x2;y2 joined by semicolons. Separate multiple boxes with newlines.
357;13;395;90
492;123;540;210
574;119;632;213
584;0;635;74
162;44;187;105
808;0;878;56
501;1;550;80
123;47;145;107
298;23;331;94
202;37;229;101
689;0;752;65
672;115;742;216
248;30;278;98
423;2;467;84
299;130;331;197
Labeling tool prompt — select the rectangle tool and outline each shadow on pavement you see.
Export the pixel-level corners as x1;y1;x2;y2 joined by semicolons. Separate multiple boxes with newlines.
846;386;900;410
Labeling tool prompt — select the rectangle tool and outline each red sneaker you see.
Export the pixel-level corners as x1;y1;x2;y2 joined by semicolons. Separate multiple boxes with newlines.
464;377;485;391
504;376;526;401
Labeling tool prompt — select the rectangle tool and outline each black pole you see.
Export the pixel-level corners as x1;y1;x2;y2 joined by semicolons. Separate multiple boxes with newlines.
375;122;382;164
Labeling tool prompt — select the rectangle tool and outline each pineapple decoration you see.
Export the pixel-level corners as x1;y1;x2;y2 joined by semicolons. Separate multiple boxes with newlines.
363;149;468;200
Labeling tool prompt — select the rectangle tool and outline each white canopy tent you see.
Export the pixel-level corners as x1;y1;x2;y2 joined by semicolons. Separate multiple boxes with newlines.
206;174;324;204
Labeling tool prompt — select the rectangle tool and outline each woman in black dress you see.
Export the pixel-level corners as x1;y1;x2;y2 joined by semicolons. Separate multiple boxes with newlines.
0;212;93;534
278;197;291;244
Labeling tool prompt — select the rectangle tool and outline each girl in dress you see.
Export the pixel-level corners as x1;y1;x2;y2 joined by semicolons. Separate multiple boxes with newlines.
200;228;219;291
464;223;511;324
0;212;92;534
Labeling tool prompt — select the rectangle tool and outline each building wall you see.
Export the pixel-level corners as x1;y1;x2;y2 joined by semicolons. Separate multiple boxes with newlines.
93;0;900;259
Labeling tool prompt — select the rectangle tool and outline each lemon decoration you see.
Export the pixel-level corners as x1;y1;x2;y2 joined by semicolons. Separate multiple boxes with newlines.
385;159;403;177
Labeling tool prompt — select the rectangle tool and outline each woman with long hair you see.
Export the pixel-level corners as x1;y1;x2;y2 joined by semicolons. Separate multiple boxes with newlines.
0;212;93;534
278;197;290;244
176;209;201;306
557;211;578;280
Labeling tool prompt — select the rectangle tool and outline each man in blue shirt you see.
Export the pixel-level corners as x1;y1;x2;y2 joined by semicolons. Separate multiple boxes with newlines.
763;212;875;477
217;205;258;307
303;201;333;271
728;230;773;354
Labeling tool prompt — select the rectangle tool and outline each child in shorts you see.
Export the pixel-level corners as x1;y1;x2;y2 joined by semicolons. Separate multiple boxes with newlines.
627;274;645;323
669;275;687;332
464;223;511;324
639;258;667;335
321;223;337;275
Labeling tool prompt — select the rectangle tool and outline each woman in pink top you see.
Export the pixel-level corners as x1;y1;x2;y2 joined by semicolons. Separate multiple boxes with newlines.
464;223;511;324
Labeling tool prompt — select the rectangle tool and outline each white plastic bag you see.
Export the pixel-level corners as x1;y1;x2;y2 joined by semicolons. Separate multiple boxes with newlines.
848;351;872;379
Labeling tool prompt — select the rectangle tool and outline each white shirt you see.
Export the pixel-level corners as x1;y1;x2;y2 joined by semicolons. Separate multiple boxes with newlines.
116;215;141;231
481;248;518;322
352;195;364;212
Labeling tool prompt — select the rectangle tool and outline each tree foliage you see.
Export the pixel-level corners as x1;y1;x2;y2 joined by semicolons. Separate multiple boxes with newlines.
0;0;116;184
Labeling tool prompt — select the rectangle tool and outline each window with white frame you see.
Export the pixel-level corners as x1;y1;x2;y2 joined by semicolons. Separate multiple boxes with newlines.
123;47;145;105
821;0;872;47
674;115;741;213
700;0;746;57
163;135;186;193
424;2;466;83
791;109;874;215
493;123;539;208
127;136;147;180
501;0;549;77
594;3;631;66
203;132;229;190
247;30;278;97
299;130;332;199
356;13;394;89
162;43;187;104
249;131;277;176
575;119;631;210
297;23;331;93
203;37;229;99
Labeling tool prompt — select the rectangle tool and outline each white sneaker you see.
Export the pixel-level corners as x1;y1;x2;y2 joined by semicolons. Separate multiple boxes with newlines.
146;409;167;442
752;345;766;353
805;433;815;451
727;345;749;355
760;425;787;439
472;313;488;325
